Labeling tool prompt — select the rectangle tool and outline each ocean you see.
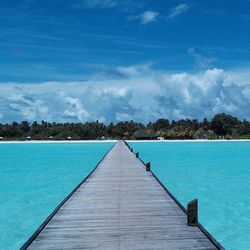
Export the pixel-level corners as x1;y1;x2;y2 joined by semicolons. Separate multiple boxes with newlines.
1;141;250;249
129;141;250;250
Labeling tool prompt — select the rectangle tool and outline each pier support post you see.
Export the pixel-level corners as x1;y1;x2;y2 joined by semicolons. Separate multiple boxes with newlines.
187;199;198;226
146;162;151;171
136;152;139;158
124;141;130;149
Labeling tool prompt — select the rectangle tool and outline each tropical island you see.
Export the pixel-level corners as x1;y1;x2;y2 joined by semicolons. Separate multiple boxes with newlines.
0;113;250;141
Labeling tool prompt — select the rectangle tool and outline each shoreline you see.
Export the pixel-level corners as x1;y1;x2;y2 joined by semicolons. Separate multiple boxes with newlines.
1;139;250;144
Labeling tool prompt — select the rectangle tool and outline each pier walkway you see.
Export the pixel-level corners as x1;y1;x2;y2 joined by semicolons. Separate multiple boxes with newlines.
22;140;221;249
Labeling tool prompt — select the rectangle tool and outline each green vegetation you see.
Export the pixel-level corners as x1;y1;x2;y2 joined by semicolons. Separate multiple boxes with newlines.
0;113;250;140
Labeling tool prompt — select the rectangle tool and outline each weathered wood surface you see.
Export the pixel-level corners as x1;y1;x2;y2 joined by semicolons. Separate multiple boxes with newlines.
27;140;218;249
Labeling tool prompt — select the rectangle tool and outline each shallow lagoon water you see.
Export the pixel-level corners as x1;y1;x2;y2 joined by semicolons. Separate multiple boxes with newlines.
1;141;250;249
0;142;114;249
129;141;250;250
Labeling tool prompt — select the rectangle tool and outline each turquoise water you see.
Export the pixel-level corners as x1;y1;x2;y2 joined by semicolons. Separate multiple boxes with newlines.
129;141;250;250
0;142;114;250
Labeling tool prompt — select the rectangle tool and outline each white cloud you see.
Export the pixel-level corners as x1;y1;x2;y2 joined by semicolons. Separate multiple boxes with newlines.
140;11;158;24
188;48;216;69
116;63;151;76
128;11;158;25
95;86;131;98
169;3;189;19
6;93;50;121
62;96;90;121
1;65;250;123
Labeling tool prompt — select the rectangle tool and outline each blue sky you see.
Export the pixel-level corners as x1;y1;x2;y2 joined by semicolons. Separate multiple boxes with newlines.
1;0;250;123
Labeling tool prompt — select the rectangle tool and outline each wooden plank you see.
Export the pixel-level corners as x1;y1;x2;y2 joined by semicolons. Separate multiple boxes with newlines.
23;140;221;249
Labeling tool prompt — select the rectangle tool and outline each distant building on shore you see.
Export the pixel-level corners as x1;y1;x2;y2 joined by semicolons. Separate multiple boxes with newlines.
157;136;165;141
132;129;158;140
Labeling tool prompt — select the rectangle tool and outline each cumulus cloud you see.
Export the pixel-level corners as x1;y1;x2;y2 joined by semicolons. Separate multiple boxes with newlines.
61;95;90;121
0;66;250;123
169;3;189;18
6;93;49;121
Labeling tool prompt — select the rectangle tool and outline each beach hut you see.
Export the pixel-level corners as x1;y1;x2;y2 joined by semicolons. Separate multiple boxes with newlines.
157;136;165;140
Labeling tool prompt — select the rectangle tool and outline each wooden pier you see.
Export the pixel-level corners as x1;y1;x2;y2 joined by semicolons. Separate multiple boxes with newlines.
22;140;223;250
